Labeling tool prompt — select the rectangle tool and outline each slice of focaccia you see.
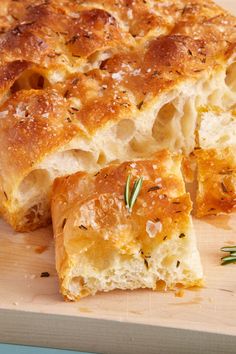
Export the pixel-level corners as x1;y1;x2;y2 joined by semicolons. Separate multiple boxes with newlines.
196;147;236;217
196;107;236;217
0;0;236;231
52;151;203;300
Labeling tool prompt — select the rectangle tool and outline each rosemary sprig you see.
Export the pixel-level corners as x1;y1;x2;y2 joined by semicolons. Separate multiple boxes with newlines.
125;174;143;212
221;246;236;265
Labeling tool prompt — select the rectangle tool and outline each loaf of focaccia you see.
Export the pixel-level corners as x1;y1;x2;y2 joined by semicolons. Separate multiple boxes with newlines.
52;151;203;300
0;0;235;231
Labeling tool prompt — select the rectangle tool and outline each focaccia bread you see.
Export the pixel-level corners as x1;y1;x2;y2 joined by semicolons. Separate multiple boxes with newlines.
52;151;203;300
0;0;236;231
196;147;236;217
196;107;236;216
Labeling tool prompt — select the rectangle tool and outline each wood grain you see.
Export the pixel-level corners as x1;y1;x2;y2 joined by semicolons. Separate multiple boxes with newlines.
0;0;236;353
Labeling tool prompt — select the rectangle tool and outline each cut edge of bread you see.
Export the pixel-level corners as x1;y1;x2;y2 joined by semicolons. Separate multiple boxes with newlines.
58;218;203;301
2;58;236;231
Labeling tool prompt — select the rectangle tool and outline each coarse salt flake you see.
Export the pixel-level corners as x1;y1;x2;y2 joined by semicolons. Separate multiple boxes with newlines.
130;163;136;168
155;177;162;183
112;72;123;81
146;220;162;238
132;69;141;76
127;9;133;19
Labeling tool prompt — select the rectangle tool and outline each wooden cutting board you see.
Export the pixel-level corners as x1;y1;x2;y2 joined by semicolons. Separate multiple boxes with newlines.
0;1;236;353
1;214;236;353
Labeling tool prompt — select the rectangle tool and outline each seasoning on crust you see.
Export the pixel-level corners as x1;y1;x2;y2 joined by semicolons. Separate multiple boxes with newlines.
51;151;203;300
0;0;236;231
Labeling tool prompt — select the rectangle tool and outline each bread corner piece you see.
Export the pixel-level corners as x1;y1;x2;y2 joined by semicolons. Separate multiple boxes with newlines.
196;107;236;217
52;150;203;300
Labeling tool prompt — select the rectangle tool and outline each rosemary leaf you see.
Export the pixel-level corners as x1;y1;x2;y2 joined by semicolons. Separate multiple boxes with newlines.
41;272;50;278
221;246;236;253
129;177;143;212
221;256;236;265
125;174;131;209
148;185;161;192
221;182;228;193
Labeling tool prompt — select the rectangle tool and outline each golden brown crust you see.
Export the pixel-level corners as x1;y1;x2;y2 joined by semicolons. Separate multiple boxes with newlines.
0;89;80;179
0;2;133;67
53;150;186;209
0;60;30;97
0;0;35;35
0;0;235;230
196;148;236;217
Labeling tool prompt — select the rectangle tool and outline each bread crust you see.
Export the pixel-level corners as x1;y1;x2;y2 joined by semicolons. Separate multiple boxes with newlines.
196;148;236;217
